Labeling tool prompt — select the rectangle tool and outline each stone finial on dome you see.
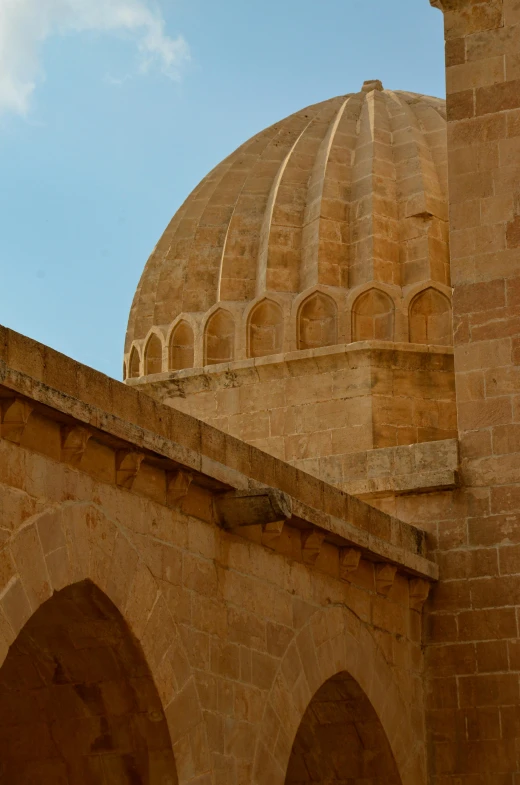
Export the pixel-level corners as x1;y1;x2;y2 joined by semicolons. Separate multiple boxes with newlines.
362;79;384;92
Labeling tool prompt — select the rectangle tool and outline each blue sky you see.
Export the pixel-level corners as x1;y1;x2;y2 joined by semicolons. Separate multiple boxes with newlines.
0;0;445;380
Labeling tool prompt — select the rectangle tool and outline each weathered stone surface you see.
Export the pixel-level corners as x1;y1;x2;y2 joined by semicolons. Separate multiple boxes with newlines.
4;0;520;780
0;331;430;785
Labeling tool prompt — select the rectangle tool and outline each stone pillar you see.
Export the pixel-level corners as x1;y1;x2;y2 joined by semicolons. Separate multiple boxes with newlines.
433;0;520;466
427;0;520;781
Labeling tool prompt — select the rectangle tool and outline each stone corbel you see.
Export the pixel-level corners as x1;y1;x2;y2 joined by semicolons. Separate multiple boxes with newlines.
214;488;292;531
0;398;34;444
409;578;431;612
166;470;193;507
116;450;144;490
375;563;397;595
261;520;285;549
339;547;362;580
60;424;91;467
301;529;325;565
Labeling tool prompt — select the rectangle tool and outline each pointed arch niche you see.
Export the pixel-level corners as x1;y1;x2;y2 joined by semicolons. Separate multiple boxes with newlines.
352;289;394;342
169;320;194;371
144;333;163;375
298;292;338;350
0;580;178;784
285;671;402;785
248;299;284;358
128;346;141;379
409;287;452;345
205;309;235;365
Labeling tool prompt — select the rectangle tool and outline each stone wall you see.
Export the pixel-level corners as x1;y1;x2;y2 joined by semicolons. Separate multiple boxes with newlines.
0;326;434;784
136;343;457;464
419;1;520;782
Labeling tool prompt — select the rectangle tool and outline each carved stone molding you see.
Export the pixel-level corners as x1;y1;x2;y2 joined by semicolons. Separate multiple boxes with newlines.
60;425;92;467
301;529;325;565
0;398;34;444
339;548;362;579
375;563;397;595
116;450;144;490
261;520;285;549
167;470;193;506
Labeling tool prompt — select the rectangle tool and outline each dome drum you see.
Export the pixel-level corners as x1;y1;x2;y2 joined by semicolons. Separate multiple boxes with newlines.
124;280;452;378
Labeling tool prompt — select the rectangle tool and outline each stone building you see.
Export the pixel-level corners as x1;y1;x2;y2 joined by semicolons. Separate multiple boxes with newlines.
0;0;518;782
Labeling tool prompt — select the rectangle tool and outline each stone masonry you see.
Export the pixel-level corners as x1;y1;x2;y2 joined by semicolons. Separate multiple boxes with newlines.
0;329;432;784
1;0;520;783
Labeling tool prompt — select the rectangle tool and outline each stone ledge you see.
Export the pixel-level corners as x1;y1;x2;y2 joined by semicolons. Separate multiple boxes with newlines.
296;439;460;499
128;340;455;397
0;325;438;581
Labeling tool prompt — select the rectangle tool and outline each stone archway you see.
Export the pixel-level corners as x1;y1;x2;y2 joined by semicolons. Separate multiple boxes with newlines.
0;503;210;785
252;606;425;785
0;580;178;783
285;670;401;784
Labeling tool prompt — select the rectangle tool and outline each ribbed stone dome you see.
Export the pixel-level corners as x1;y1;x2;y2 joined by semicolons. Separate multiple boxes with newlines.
125;80;449;377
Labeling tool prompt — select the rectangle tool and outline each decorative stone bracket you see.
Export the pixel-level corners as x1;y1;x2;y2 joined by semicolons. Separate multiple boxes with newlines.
0;398;34;444
375;563;397;595
301;529;325;565
261;520;285;549
60;424;92;467
167;470;193;506
339;547;362;579
116;450;145;490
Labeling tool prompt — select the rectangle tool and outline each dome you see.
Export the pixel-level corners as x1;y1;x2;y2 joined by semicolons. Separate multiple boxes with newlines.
125;80;449;378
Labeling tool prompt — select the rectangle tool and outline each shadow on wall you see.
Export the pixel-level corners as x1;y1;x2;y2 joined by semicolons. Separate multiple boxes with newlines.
285;671;402;784
0;581;179;784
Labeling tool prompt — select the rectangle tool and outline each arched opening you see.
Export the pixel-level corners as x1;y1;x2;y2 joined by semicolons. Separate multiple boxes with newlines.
298;292;338;350
205;309;235;365
169;321;195;371
409;287;452;345
123;361;127;381
248;299;284;358
285;671;401;784
352;289;394;342
144;333;163;376
0;581;178;784
128;346;141;379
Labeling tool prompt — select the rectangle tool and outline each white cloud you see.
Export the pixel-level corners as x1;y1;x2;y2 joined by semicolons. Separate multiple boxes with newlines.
0;0;190;116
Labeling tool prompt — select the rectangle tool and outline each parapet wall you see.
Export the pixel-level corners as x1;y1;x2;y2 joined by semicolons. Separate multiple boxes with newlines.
132;341;457;465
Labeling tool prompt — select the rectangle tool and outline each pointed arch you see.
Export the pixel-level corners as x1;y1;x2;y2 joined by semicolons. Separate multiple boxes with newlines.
298;291;338;350
409;287;452;345
248;299;284;358
0;581;179;784
252;606;425;785
0;503;209;784
204;309;235;365
285;671;402;784
352;288;395;342
169;321;195;371
144;333;163;375
128;346;141;379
